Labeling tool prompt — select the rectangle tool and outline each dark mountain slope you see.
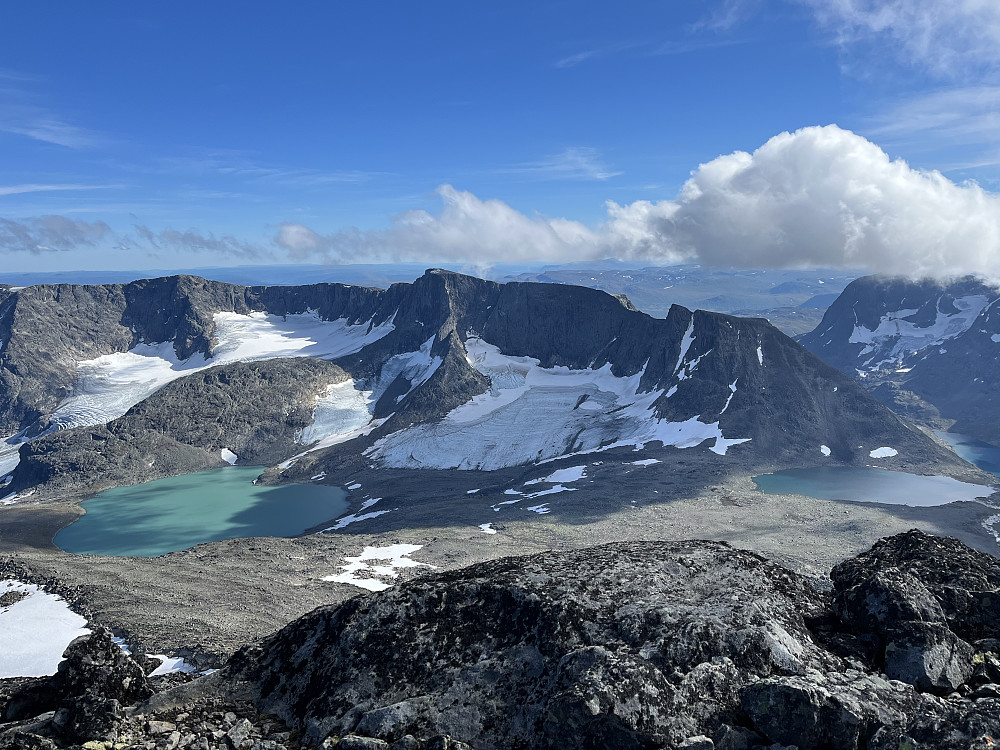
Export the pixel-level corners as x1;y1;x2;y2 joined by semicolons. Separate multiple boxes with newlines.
12;358;351;493
801;275;1000;444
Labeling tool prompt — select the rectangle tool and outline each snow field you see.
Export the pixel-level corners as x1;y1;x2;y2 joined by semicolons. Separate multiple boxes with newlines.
322;497;391;531
849;295;990;370
524;465;587;485
367;337;751;470
869;447;899;458
0;580;90;678
322;544;433;592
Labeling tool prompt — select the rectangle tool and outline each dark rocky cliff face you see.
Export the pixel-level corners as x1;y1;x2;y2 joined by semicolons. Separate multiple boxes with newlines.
801;275;1000;444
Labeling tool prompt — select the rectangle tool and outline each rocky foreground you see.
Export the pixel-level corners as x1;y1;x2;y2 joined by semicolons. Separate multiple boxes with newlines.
4;530;1000;750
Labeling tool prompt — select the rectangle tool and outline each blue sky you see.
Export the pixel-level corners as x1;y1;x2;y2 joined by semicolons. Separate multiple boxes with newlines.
3;1;1000;276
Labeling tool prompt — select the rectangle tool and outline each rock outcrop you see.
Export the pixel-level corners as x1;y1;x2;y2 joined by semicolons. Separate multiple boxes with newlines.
221;532;1000;749
2;627;152;744
4;532;1000;748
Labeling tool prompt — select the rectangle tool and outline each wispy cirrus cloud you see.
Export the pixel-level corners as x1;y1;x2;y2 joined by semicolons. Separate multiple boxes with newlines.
0;71;99;149
651;37;746;55
127;225;267;259
151;151;384;187
554;49;603;69
799;0;1000;79
498;147;622;182
0;183;121;197
868;87;1000;143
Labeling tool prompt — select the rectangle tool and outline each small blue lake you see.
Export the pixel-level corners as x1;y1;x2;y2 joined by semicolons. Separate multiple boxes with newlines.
54;466;347;557
752;466;992;507
935;432;1000;478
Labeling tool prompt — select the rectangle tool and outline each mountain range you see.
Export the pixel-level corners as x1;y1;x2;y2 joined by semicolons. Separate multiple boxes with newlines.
0;269;962;496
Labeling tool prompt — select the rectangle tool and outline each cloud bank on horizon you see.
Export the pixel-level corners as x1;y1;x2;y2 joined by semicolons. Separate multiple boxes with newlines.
273;125;1000;280
3;126;1000;280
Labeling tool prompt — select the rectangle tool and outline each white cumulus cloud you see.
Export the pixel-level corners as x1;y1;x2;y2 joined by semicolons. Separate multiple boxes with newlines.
274;184;670;266
649;124;1000;277
277;125;1000;279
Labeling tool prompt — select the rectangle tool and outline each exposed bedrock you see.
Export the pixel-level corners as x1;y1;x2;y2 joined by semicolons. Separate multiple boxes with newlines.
218;531;1000;750
2;270;961;485
5;532;1000;748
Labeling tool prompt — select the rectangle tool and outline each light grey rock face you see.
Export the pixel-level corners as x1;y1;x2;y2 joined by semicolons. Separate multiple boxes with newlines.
800;274;1000;444
882;621;974;693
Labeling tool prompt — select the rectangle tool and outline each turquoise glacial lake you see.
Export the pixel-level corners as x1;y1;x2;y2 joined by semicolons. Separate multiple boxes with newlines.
54;466;348;557
752;466;992;507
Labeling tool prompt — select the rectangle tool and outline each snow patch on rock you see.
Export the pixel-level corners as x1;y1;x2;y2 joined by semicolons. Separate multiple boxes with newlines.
524;465;587;485
869;446;899;458
0;580;90;678
322;498;389;531
322;544;432;592
48;310;395;435
849;296;990;370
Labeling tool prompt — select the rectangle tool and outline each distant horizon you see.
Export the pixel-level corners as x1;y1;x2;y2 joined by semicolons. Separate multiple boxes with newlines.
0;259;869;289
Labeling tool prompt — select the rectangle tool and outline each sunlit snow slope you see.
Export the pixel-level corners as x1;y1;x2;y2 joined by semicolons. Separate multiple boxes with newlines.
365;337;750;470
48;311;394;432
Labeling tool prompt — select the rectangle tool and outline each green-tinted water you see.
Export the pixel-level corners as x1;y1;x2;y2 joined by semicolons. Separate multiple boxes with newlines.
752;466;992;507
54;466;347;557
